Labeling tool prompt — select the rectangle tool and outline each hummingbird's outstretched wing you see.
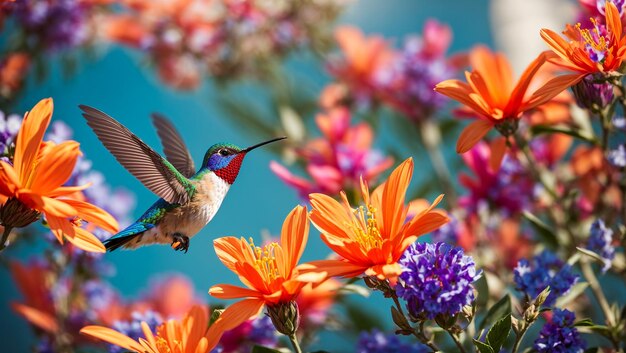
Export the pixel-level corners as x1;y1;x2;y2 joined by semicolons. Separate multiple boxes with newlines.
150;113;196;178
80;105;196;205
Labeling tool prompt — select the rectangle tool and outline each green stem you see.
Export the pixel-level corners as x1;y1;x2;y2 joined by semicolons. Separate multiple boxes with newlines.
0;226;12;252
580;258;615;328
390;293;440;352
446;330;467;353
511;324;529;353
418;120;457;204
288;333;303;353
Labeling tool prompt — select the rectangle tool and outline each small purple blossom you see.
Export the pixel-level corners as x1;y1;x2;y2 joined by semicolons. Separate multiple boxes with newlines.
612;114;626;130
13;0;90;51
356;329;430;353
607;144;626;167
431;215;460;244
110;311;163;353
396;242;480;320
514;251;579;306
534;309;586;353
248;316;278;347
0;110;22;156
571;74;614;111
375;35;455;121
587;219;615;272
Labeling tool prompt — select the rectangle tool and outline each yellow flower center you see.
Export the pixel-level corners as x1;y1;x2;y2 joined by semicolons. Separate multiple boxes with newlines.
348;205;383;252
249;238;281;282
576;18;608;54
155;336;171;352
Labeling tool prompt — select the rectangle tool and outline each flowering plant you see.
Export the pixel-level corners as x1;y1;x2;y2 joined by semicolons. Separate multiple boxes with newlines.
2;1;626;353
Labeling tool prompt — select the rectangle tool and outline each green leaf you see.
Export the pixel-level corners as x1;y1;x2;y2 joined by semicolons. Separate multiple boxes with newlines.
486;314;511;352
530;125;597;144
251;346;282;353
523;211;558;249
555;282;589;308
576;247;608;264
479;294;511;331
574;318;595;327
473;339;495;353
474;272;489;308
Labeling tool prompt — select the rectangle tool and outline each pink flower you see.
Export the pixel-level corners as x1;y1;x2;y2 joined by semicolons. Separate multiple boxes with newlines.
271;107;393;199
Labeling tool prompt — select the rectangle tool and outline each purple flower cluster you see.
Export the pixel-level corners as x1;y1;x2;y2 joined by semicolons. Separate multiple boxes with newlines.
248;316;278;348
608;144;626;167
0;110;22;160
533;309;586;353
110;311;163;353
375;35;455;121
12;0;90;51
396;242;480;320
514;251;579;306
356;329;430;353
587;219;615;272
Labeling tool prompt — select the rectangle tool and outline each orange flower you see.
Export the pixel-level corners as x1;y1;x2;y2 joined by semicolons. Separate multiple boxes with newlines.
540;2;626;75
10;260;58;334
0;98;118;252
299;158;449;283
81;305;213;353
330;26;395;93
206;205;311;348
434;46;584;154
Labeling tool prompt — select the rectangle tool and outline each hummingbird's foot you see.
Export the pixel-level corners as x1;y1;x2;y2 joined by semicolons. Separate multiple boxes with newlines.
171;233;189;253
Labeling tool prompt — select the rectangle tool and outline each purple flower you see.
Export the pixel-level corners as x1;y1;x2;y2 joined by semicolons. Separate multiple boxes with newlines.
13;0;90;51
571;74;614;111
587;219;615;272
396;242;480;320
608;144;626;167
534;309;586;353
249;316;278;347
514;251;579;306
375;35;455;121
110;311;163;353
356;329;430;353
0;110;22;156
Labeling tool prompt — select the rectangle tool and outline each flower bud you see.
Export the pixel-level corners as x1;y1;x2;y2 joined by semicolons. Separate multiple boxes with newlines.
390;306;412;332
0;197;40;229
534;286;551;307
571;74;614;112
267;301;300;336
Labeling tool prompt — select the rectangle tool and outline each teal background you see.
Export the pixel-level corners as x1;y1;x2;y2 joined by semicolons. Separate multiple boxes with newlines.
0;1;493;351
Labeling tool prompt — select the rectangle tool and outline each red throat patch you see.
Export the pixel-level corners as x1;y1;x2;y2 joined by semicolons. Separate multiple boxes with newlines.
214;153;245;184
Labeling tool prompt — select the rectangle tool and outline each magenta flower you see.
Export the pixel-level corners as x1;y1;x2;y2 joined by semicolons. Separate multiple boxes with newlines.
271;107;393;199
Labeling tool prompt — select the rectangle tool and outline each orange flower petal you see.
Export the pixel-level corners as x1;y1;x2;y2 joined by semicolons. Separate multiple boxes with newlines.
11;303;58;333
205;299;264;351
489;137;507;172
61;199;119;234
296;259;367;282
456;119;493;153
380;158;413;241
525;73;586;110
505;52;547;116
64;226;106;253
14;98;53;185
280;205;309;275
213;236;249;272
80;325;145;352
365;263;402;280
0;161;20;195
309;193;352;240
29;141;80;194
209;284;262;299
18;191;76;217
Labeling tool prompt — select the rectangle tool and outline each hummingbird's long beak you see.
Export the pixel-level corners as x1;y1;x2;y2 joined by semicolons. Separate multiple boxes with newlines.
242;136;287;153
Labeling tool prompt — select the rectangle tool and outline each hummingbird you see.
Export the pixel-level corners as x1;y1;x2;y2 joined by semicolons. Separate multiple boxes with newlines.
79;105;286;253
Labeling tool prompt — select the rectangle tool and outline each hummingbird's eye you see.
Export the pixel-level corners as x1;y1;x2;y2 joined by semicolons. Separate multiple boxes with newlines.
219;149;230;156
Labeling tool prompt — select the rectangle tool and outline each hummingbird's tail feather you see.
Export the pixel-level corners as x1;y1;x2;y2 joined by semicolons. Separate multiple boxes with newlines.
104;222;155;251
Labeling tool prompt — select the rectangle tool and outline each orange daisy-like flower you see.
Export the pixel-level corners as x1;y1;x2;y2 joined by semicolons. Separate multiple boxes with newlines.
434;46;584;155
299;158;449;283
540;2;626;75
81;305;213;353
206;205;311;347
0;98;118;252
